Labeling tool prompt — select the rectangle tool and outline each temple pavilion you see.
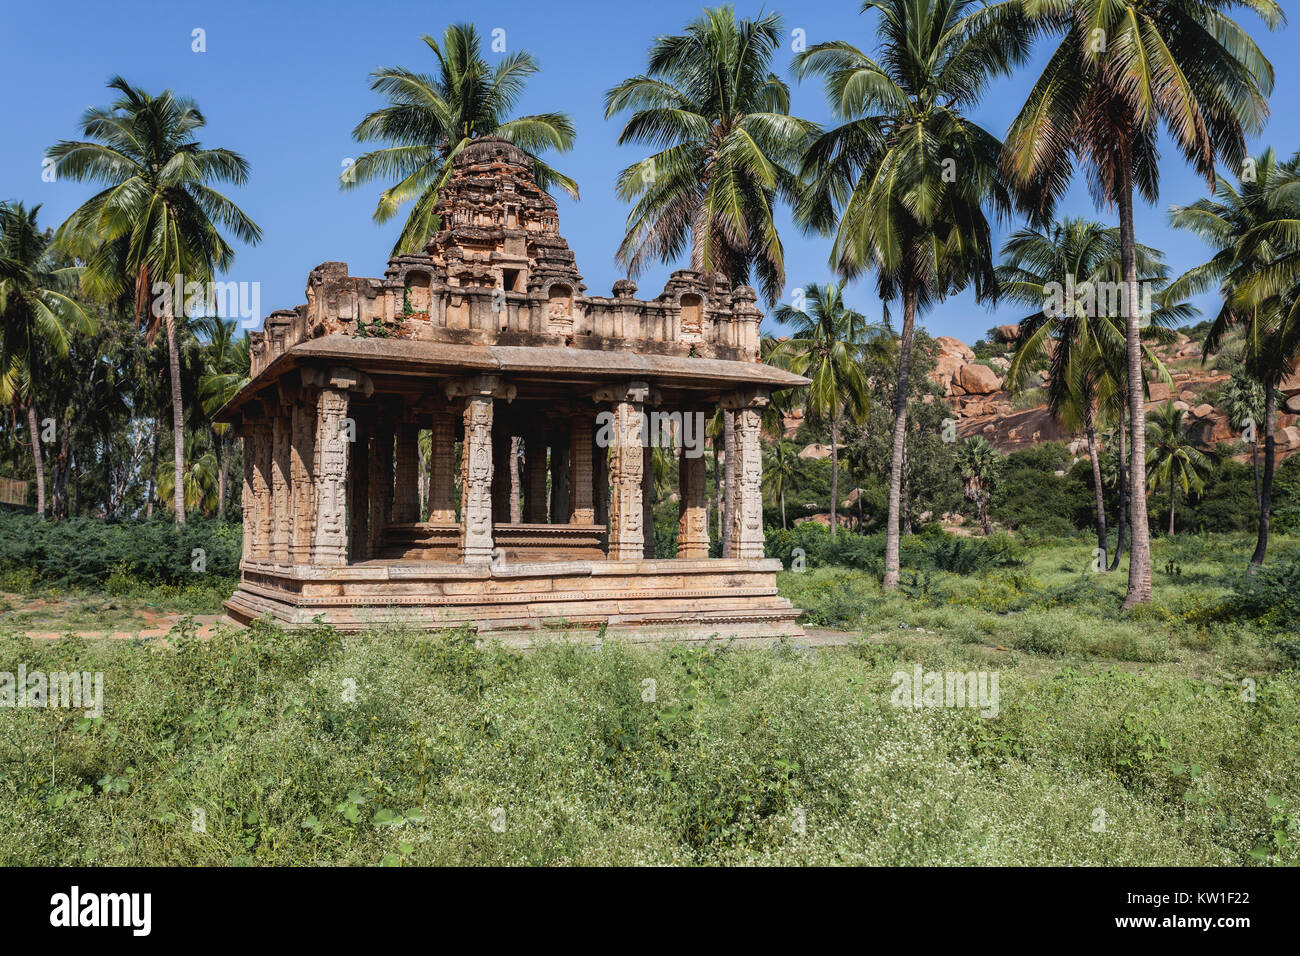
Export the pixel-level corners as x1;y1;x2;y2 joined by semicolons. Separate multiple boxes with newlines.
215;137;807;641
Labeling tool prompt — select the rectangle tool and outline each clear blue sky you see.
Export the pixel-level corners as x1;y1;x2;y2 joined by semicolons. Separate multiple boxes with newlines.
2;0;1295;342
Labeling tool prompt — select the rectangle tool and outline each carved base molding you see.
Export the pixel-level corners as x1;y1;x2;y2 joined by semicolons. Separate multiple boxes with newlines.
224;558;803;643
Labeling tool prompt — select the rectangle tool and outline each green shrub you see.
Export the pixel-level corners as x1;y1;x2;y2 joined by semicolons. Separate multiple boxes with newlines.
767;524;1024;578
924;532;1025;573
778;567;878;628
999;608;1174;661
1214;555;1300;632
0;512;241;589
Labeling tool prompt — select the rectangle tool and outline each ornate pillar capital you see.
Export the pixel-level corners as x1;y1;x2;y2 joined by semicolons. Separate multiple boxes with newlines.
301;364;374;397
719;387;770;410
445;373;516;402
592;380;660;406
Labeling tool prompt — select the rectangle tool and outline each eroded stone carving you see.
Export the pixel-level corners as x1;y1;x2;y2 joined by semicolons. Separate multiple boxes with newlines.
730;406;765;559
607;398;645;560
461;395;495;564
428;412;457;523
289;402;316;564
271;412;291;563
312;388;350;567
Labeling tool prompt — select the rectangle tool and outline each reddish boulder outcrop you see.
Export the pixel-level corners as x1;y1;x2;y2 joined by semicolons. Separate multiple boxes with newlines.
955;362;1003;395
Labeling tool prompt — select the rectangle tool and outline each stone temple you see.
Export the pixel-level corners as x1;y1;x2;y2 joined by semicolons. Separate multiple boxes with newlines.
215;137;807;641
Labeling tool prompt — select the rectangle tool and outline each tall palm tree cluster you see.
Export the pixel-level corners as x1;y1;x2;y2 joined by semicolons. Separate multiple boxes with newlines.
2;2;1292;605
2;78;259;523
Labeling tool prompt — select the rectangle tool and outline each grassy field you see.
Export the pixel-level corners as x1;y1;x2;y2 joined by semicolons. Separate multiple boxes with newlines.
0;533;1296;866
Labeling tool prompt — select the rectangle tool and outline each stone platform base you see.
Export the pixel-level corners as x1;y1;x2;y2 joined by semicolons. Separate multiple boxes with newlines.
224;557;803;643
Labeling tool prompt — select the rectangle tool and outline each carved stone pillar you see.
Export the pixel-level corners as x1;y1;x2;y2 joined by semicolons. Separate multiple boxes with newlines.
348;416;371;561
271;411;292;563
602;383;648;560
568;412;595;524
289;401;317;565
369;419;393;556
392;421;420;523
240;424;256;564
312;387;351;567
251;421;273;559
524;419;548;523
427;412;457;523
447;374;513;564
724;390;768;559
461;396;495;564
677;424;709;559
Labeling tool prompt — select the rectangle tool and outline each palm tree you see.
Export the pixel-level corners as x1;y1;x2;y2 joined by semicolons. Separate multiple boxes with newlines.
607;6;815;554
48;76;262;526
155;430;219;516
1219;367;1267;511
196;316;250;520
509;436;522;523
344;23;577;256
773;283;883;534
762;440;799;529
999;218;1186;567
1096;420;1131;565
1168;146;1300;565
1146;402;1214;535
795;0;1014;586
955;436;1000;535
0;202;96;516
759;335;800;439
605;7;814;302
998;0;1282;604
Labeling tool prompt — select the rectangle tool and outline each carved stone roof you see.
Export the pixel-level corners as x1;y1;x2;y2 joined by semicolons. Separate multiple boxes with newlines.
223;135;809;418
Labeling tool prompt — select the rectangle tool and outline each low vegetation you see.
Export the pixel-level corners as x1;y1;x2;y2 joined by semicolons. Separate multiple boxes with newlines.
1;531;1295;866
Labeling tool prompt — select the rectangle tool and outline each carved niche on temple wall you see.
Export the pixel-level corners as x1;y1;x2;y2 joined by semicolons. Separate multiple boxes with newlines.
546;283;574;336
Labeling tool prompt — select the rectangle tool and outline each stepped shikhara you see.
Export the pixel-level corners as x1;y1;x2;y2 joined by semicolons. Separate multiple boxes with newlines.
214;137;808;640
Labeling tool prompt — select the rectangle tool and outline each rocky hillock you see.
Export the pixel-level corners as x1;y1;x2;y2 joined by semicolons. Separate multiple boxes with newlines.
783;329;1300;464
931;330;1300;462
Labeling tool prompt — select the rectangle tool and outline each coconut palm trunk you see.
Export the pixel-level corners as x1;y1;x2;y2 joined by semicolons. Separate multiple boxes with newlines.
1251;379;1276;566
215;436;229;521
145;424;159;518
1086;415;1107;568
26;405;46;517
1118;161;1152;606
1109;413;1128;572
829;415;839;534
165;310;186;526
1251;436;1261;512
883;285;917;590
714;439;723;543
1168;471;1177;535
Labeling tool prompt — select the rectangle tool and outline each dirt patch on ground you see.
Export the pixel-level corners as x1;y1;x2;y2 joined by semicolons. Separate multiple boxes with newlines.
0;591;225;640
